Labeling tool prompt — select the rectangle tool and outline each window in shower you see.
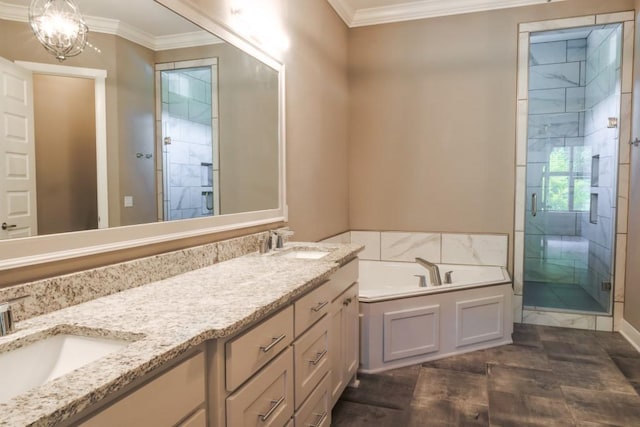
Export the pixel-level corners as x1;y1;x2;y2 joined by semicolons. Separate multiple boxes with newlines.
542;146;590;212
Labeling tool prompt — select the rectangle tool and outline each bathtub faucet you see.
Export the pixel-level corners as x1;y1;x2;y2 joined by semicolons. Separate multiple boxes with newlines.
415;257;442;286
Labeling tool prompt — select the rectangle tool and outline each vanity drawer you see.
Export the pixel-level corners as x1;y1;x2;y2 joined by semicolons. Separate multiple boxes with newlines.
294;374;331;427
326;259;358;302
226;348;294;427
178;408;206;427
80;352;204;427
293;316;330;408
294;280;331;337
226;306;293;391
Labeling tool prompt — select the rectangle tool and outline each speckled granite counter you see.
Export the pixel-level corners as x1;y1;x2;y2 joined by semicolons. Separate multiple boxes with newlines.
0;242;362;427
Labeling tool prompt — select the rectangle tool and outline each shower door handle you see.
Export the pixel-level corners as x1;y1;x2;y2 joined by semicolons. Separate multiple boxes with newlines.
531;193;537;217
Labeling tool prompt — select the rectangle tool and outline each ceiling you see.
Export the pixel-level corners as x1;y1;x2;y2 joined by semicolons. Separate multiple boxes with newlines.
0;0;221;50
327;0;569;27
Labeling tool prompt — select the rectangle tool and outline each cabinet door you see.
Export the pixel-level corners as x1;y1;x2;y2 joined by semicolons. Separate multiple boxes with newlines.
329;298;345;407
344;283;359;381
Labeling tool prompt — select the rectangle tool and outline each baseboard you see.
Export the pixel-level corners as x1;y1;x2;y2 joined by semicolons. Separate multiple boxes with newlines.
620;319;640;353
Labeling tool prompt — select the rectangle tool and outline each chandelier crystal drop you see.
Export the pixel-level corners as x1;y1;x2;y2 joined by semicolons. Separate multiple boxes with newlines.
29;0;88;61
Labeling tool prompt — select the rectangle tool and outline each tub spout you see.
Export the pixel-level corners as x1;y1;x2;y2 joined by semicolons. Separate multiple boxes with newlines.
415;257;442;286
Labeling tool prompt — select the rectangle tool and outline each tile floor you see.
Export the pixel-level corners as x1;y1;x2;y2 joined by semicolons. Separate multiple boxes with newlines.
523;281;607;313
332;324;640;426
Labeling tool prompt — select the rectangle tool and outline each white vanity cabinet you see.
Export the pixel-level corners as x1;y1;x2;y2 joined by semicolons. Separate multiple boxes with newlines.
208;257;359;427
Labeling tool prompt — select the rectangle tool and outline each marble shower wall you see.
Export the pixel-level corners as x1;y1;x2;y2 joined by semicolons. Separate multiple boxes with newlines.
581;25;622;310
526;37;588;286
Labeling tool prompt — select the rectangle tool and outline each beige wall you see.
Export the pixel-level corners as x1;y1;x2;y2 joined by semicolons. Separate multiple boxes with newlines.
625;1;640;330
347;0;634;271
33;75;97;234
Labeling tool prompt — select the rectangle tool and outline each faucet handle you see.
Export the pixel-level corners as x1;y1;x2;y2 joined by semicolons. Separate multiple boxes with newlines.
0;295;30;336
414;274;427;287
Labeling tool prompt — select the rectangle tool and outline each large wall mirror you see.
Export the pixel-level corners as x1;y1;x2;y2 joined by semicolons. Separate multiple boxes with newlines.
0;0;286;270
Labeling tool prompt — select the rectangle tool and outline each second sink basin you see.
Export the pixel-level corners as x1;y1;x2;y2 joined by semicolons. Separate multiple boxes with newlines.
280;250;330;260
0;332;133;404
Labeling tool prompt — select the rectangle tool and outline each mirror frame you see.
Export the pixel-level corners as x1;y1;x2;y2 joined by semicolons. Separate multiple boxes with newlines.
0;0;287;271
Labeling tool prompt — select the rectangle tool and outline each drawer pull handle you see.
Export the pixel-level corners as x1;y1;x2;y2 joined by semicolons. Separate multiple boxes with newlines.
343;297;353;306
309;349;328;366
260;334;286;353
309;411;328;427
259;396;285;422
311;301;329;312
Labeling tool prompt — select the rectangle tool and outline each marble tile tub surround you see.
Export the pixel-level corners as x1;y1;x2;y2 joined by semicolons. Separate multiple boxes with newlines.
0;230;275;323
0;242;363;426
345;231;508;267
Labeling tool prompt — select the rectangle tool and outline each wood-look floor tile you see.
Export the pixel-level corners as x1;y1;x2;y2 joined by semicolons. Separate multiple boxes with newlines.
561;385;640;426
481;344;552;371
331;400;408;427
408;399;489;426
422;350;490;375
590;331;640;359
487;363;563;398
340;364;420;409
413;367;487;406
611;356;640;383
550;357;637;395
488;390;575;427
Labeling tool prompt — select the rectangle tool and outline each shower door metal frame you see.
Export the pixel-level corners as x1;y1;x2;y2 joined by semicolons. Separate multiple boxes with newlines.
513;12;635;330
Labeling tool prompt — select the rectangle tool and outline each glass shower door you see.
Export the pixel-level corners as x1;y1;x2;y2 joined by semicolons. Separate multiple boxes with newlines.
523;24;622;314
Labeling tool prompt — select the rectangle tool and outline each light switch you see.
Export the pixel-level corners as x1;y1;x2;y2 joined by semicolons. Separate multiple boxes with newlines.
124;196;134;207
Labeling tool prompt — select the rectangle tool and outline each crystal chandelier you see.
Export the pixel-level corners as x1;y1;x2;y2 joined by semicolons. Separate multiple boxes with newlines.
28;0;89;61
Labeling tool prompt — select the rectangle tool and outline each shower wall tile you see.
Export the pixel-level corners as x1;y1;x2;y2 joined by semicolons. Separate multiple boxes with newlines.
441;234;508;267
513;295;523;323
529;88;566;114
351;231;381;260
522;309;596;329
529;41;567;65
622;21;633;93
516;100;528;165
515;166;526;231
596;11;635;24
567;39;587;61
518;32;530;100
528;113;579;138
529;62;580;90
380;232;441;263
514;231;524;295
565;87;585;112
596;316;614;332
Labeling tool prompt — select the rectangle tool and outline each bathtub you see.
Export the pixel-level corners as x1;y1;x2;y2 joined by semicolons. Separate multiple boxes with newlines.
358;260;514;373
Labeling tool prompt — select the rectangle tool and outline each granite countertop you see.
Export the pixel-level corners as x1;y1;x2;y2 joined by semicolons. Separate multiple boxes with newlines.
0;242;362;427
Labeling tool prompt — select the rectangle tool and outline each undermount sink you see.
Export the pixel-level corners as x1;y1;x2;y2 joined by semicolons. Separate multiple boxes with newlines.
280;250;330;260
0;332;132;404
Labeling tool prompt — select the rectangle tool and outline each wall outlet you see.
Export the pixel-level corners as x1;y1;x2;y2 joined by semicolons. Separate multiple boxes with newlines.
124;196;134;208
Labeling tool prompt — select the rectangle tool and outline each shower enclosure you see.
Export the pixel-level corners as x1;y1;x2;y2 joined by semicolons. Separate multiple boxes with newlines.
523;24;622;314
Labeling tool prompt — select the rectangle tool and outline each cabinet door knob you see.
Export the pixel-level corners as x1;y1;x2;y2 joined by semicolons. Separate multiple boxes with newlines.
2;223;17;230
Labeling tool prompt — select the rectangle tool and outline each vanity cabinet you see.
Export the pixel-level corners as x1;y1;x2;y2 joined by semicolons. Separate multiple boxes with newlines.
208;257;359;427
77;351;205;427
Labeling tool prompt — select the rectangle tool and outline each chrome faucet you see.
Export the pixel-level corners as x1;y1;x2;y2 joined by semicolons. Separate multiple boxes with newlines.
0;295;29;337
415;257;442;286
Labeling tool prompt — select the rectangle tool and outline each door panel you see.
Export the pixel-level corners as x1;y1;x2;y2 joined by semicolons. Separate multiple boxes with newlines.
0;57;36;239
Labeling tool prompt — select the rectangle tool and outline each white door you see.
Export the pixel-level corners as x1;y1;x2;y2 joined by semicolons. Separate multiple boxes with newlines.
0;57;37;239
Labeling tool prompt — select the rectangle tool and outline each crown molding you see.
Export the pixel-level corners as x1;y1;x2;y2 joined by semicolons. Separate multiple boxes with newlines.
0;1;221;51
329;0;569;28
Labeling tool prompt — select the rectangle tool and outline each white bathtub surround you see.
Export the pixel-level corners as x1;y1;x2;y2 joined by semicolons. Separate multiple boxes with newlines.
441;234;508;267
360;282;513;373
350;231;381;260
321;231;351;244
380;232;441;262
349;230;508;267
